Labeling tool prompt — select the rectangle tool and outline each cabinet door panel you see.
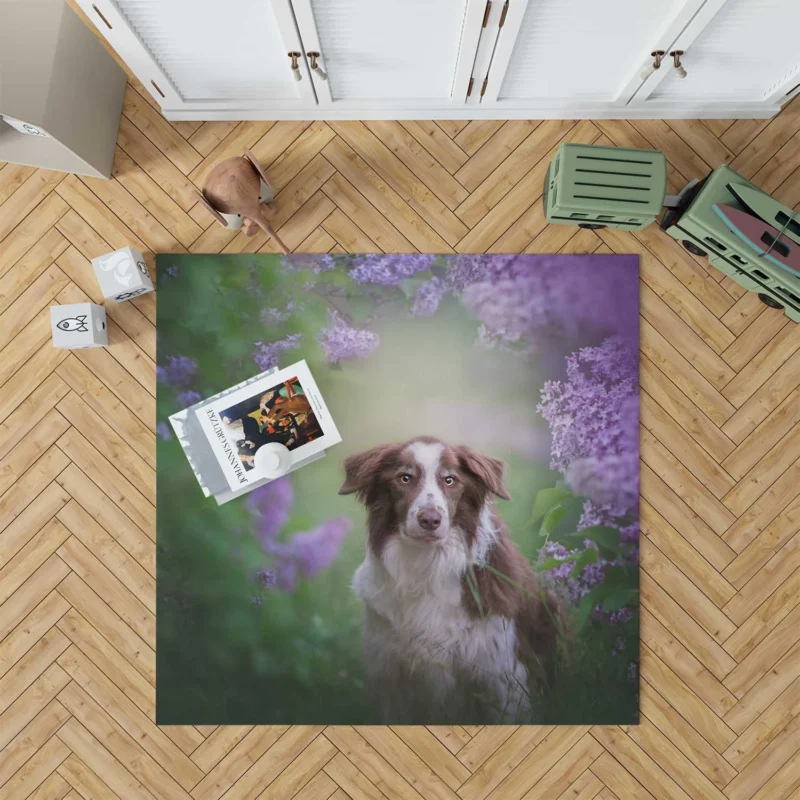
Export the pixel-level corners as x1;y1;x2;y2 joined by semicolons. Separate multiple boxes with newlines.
296;0;473;103
647;0;800;103
494;0;690;102
79;0;314;109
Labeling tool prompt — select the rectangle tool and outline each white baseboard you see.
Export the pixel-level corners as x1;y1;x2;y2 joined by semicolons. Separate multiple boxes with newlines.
163;102;783;122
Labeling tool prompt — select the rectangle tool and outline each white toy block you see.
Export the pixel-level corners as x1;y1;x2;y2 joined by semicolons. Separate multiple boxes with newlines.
51;303;107;349
91;246;154;302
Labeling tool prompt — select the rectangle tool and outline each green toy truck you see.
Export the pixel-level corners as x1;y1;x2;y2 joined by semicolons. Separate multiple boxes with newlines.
544;143;800;322
543;143;667;231
659;165;800;323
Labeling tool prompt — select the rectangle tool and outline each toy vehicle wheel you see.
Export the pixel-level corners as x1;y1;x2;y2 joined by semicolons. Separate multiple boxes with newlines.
578;223;606;229
682;240;707;257
758;293;784;310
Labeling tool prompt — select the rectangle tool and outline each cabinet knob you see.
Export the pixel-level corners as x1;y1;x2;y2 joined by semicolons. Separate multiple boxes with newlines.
288;52;302;81
307;52;328;81
670;50;687;79
640;50;665;81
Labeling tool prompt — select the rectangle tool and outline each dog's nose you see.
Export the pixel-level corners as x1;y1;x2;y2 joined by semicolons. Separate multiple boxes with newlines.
417;508;442;531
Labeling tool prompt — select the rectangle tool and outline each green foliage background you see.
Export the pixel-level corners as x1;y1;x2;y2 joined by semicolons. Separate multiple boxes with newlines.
155;255;638;725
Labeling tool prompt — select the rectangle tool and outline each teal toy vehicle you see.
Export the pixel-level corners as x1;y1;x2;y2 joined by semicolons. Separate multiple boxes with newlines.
544;143;800;322
660;165;800;322
543;143;667;232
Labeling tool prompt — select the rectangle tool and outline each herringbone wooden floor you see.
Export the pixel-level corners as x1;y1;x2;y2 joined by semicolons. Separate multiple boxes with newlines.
3;36;800;797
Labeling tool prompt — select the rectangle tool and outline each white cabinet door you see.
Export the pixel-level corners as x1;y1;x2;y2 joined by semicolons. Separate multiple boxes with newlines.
290;0;486;109
635;0;800;108
75;0;316;112
481;0;707;109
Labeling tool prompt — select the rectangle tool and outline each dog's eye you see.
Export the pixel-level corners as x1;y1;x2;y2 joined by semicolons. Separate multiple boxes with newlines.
400;474;412;484
443;476;455;486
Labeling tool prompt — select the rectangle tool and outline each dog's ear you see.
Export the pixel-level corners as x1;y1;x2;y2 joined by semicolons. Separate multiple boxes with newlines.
457;446;511;501
339;444;399;500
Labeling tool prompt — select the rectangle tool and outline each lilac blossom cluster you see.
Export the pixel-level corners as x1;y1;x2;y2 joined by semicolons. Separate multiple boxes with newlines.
411;277;446;317
177;390;202;409
158;355;201;417
461;255;638;346
246;477;350;593
157;355;197;388
318;309;379;365
259;304;294;325
536;336;639;619
251;255;637;369
444;254;532;293
538;540;607;604
252;333;303;372
538;336;639;531
347;254;437;285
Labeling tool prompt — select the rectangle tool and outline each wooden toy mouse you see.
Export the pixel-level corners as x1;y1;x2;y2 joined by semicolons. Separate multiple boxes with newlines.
197;149;289;254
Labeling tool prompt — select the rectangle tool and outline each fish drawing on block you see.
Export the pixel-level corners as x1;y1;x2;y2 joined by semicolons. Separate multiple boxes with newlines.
57;315;89;333
712;203;800;277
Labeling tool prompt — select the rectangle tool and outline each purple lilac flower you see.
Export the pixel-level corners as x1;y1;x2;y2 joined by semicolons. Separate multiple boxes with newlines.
613;637;626;655
566;454;639;519
539;337;639;524
348;254;437;286
166;264;180;277
444;255;527;293
319;310;379;365
156;421;172;440
177;390;202;408
252;333;303;371
157;355;197;387
246;476;294;546
459;255;638;345
254;568;277;589
537;336;639;611
463;280;544;345
411;277;446;317
537;541;609;604
609;608;633;625
267;517;351;592
250;595;264;606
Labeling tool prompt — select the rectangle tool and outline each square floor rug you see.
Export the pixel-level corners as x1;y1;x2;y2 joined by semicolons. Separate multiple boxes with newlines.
156;253;639;725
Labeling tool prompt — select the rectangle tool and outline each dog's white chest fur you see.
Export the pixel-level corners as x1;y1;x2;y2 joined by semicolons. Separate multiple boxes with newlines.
353;529;530;722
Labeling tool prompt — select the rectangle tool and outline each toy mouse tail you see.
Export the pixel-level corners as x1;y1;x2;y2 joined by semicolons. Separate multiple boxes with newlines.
254;213;290;254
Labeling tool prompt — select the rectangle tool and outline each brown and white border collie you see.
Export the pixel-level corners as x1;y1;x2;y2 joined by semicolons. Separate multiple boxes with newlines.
339;437;565;724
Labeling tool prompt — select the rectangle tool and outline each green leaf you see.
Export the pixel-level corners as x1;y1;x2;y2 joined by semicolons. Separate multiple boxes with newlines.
539;505;567;538
570;547;598;579
576;526;623;554
536;554;579;571
530;487;573;526
598;564;638;592
601;589;638;612
553;526;623;559
571;594;595;632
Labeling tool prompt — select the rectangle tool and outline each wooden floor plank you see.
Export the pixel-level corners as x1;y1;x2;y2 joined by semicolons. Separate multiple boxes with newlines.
639;681;737;790
56;571;155;684
400;121;469;175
